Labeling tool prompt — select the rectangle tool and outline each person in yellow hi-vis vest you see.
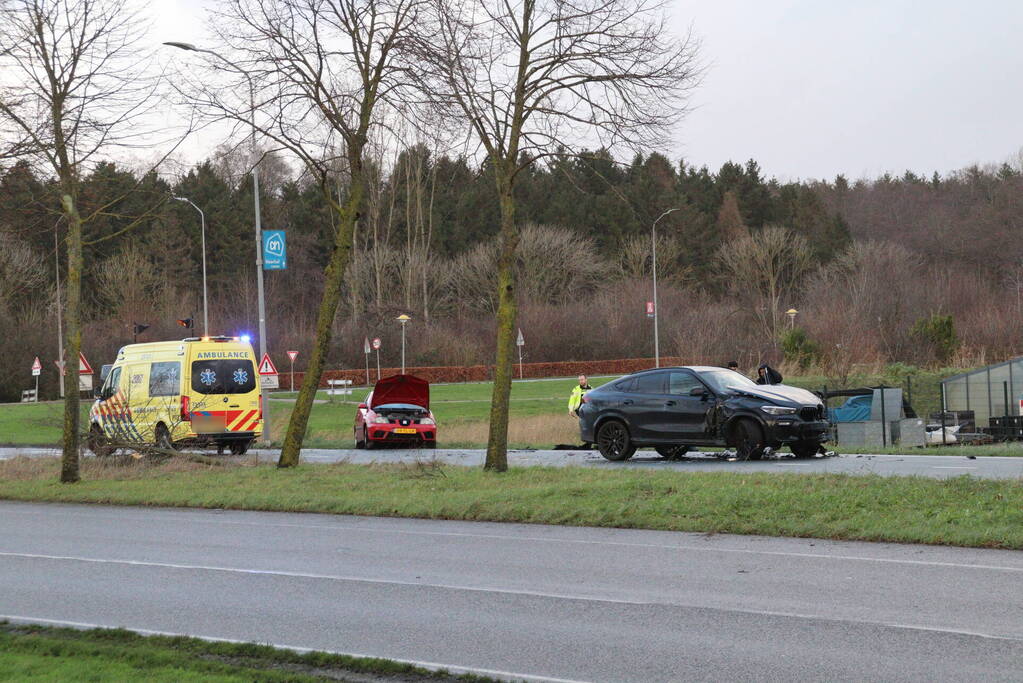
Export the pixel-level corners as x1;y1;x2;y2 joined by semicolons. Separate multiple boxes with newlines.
568;375;593;417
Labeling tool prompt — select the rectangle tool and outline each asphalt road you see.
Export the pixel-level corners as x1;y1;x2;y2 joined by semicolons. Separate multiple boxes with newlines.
3;446;1023;479
1;501;1022;682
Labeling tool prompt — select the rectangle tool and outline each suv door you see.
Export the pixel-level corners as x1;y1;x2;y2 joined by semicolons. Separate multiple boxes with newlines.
621;371;667;441
661;370;713;441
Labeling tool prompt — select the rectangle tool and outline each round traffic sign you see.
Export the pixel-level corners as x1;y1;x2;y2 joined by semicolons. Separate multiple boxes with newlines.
372;337;381;350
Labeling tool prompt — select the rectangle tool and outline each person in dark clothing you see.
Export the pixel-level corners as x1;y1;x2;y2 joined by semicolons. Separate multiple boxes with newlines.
726;361;740;372
755;363;783;385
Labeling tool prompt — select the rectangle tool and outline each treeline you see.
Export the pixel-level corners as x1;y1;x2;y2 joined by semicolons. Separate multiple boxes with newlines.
2;148;1022;401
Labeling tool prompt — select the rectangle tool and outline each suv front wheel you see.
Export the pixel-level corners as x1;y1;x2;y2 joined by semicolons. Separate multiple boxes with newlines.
596;420;636;461
790;440;821;459
729;418;766;461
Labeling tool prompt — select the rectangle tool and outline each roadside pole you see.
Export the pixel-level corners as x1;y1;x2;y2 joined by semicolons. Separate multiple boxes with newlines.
372;337;381;381
363;337;370;385
287;350;298;392
516;328;525;379
31;357;41;402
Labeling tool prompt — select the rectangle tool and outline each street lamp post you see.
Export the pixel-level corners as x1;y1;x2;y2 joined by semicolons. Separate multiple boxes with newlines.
171;196;209;336
164;41;270;444
396;314;411;373
786;308;799;329
651;208;680;368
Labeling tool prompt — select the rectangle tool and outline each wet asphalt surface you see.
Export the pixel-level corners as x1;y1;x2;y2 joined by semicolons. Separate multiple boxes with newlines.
2;446;1022;479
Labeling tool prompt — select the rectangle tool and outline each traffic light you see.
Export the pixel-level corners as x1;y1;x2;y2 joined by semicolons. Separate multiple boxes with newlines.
176;318;193;329
132;322;149;342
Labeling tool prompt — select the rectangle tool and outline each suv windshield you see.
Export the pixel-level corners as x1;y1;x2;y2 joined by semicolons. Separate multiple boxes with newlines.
191;360;256;395
700;369;757;394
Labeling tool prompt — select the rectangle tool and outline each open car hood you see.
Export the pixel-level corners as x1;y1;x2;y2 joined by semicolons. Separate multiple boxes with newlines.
370;374;430;410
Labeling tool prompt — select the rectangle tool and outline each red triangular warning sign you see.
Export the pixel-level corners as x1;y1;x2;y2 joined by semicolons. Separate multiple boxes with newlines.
31;357;42;371
258;353;279;375
79;351;93;374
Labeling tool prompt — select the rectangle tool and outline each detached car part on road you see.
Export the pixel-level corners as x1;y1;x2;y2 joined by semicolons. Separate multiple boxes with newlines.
578;366;830;461
354;374;437;449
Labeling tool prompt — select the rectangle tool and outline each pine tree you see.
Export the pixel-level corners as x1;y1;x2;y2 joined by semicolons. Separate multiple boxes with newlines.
715;191;748;242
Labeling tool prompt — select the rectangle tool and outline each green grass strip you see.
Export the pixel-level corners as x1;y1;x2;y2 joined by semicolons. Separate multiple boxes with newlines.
0;622;494;682
1;461;1021;549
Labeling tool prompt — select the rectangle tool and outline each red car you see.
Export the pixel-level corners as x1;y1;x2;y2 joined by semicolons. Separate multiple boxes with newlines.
354;374;437;449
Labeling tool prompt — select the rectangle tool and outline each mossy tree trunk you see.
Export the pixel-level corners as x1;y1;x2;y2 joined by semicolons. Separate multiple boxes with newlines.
484;170;519;471
277;141;367;468
59;193;83;483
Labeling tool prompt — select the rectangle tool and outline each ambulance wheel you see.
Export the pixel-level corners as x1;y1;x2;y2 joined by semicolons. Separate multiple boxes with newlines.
87;424;112;457
229;440;250;456
155;424;175;451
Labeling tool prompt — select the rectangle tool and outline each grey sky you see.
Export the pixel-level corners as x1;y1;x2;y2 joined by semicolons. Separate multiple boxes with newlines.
155;0;1023;182
672;1;1023;180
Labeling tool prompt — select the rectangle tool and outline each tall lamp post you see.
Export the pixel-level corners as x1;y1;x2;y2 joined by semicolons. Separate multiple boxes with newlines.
396;314;411;374
651;208;680;368
164;41;270;443
171;196;209;336
786;308;798;329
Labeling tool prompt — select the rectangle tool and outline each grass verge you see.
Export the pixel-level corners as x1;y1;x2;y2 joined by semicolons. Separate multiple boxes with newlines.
0;621;492;682
1;456;1021;549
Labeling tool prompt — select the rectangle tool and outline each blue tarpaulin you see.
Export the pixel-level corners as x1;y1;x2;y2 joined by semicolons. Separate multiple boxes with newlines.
829;394;872;423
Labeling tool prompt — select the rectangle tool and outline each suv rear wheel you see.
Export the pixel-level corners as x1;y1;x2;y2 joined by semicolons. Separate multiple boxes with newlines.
596;420;636;461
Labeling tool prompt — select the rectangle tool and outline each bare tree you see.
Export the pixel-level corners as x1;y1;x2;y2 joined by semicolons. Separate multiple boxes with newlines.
0;231;47;305
417;0;701;469
716;226;816;341
617;233;690;288
95;241;164;327
183;0;424;466
0;0;184;482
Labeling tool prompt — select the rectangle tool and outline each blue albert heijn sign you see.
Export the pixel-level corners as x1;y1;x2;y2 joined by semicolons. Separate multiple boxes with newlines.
262;230;286;270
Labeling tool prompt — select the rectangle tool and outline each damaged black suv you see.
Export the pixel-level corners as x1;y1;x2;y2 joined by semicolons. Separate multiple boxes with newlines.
577;366;830;461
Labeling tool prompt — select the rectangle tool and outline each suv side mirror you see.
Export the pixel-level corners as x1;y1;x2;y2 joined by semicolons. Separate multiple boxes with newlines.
689;386;707;397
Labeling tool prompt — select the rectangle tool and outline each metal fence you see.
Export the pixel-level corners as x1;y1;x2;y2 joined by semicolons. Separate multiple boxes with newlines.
941;358;1023;428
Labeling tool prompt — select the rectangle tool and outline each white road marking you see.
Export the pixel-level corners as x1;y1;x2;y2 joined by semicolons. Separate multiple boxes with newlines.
0;550;650;606
0;614;590;683
3;503;1022;573
933;466;977;469
2;560;1021;645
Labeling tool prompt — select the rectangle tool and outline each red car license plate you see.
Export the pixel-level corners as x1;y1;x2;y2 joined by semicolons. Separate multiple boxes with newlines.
394;428;416;434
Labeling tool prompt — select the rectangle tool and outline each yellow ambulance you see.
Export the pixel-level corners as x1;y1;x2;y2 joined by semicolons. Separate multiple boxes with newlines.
87;336;263;456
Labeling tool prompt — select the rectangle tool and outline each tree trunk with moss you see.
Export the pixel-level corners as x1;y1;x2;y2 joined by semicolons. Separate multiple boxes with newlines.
59;193;83;483
484;171;519;471
277;154;364;468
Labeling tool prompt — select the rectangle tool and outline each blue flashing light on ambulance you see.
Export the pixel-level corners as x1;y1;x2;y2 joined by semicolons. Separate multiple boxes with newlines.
88;336;263;456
